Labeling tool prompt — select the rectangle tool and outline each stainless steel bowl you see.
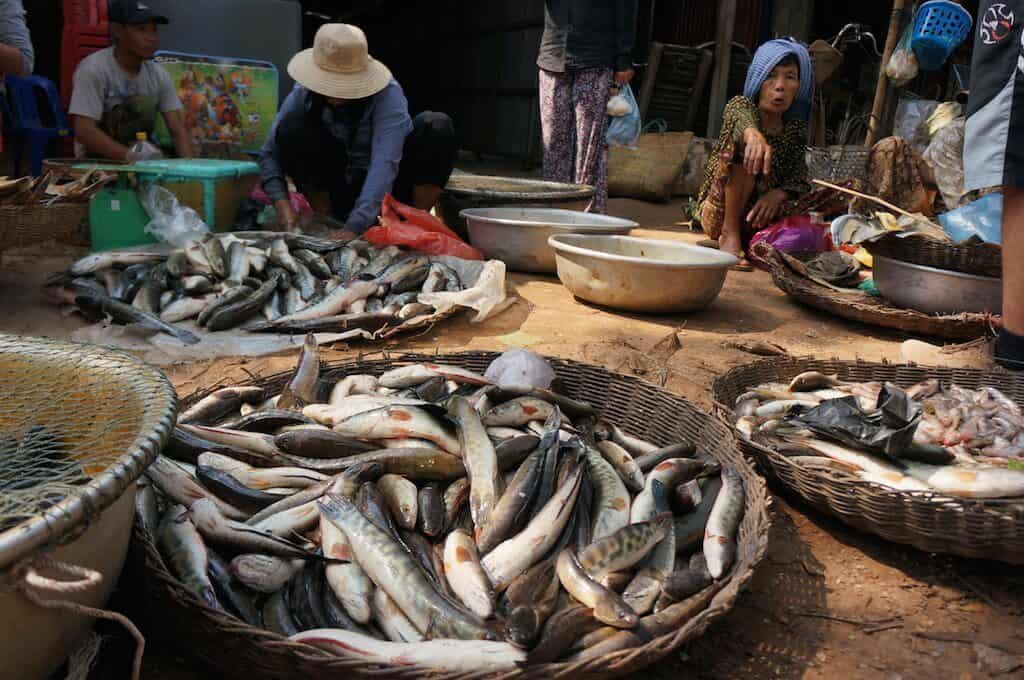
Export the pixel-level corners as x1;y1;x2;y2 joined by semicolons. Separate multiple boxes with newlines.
460;207;638;273
548;234;738;313
873;254;1002;315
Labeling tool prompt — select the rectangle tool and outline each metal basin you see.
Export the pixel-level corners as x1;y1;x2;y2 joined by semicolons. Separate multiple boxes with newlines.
461;207;637;274
548;234;738;313
873;254;1002;315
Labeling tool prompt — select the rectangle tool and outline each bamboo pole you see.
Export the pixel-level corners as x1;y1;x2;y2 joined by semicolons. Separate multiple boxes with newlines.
865;0;908;146
707;0;738;138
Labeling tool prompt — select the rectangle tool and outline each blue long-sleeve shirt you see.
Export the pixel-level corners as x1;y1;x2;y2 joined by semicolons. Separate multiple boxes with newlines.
259;80;413;233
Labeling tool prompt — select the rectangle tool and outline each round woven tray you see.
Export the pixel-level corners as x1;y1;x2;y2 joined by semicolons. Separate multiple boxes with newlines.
0;334;177;571
135;351;770;680
864;234;1003;279
711;356;1024;564
754;242;993;341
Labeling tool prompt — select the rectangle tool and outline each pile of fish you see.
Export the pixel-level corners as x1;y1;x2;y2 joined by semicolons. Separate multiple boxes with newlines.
140;342;746;672
734;371;1024;499
47;231;476;345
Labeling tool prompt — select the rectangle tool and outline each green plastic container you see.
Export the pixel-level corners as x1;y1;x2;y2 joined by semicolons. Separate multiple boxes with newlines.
135;159;260;231
88;185;157;252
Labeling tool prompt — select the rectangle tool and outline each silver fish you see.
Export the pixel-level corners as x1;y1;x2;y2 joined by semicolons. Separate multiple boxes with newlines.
596;440;644;493
373;588;424;642
190;498;317;559
69;246;169;276
703;468;745;578
333;406;461;455
377;474;419;530
443;528;494;618
197;452;326;490
278;333;322;410
329;375;381;404
269;238;300;274
273;279;382;323
321;507;374;624
555;549;638;628
227;241;251;284
146;456;247;520
229;554;304;593
178;386;266;425
157;504;220;608
448;396;502;534
481;397;555;427
379;364;492;389
586;448;631;541
161;294;214;323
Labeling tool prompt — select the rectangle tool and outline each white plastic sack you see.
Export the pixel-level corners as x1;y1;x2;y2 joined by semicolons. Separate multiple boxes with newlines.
142;184;209;247
922;117;966;210
484;349;556;390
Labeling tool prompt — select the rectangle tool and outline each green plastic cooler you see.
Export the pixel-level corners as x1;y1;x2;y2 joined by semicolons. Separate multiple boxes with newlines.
135;159;260;232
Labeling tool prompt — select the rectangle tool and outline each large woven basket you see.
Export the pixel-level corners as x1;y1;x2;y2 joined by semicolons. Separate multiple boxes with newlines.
806;145;871;183
0;203;90;250
864;233;1003;279
712;356;1024;564
134;351;770;680
754;242;993;341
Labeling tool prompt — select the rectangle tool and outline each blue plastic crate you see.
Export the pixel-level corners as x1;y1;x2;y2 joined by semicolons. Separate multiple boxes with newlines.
911;0;973;71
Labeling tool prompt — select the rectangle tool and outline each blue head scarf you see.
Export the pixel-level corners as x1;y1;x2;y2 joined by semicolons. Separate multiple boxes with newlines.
743;39;815;122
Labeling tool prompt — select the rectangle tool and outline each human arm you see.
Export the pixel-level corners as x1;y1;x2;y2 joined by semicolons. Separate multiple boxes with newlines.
73;115;130;161
258;88;306;229
161;109;194;159
346;86;413;234
0;1;33;76
613;0;637;80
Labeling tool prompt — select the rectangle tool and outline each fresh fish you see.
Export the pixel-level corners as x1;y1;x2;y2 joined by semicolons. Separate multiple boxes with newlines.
146;457;247;520
661;553;713;603
207;550;261;625
157;504;220;608
443;528;494;618
703;468;745;578
631;458;716;523
190;498;319;559
418;483;445;537
304;395;433;426
291;261;318;300
201;235;229;278
622;482;676;615
330;375;381;403
294;249;333;279
289;630;525;672
180;425;286;462
179;386;266;425
399;302;434;321
160;294;214;323
74;290;200;345
320;506;374;624
269;238;300;274
263;588;300;636
526;603;600;665
903;461;1024;499
476;447;543;555
362;245;401;277
135;476;160;533
481;397;555;427
206;276;280;331
674;476;723;553
278;333;322;410
252;498;321;537
789;371;842;392
246;463;381;526
69;246;168;276
596;440;644;493
377;474;419;530
443;478;471;530
421;263;447;294
318;494;493;640
219;409;315;433
230;554;304;593
198;452;326;490
634;443;696;472
272;279;382;323
314;448;466;482
673;480;702;513
328;247;360;279
379;364;492;389
275;428;376;459
247;311;397;335
373;588;424;642
448;396;502;535
246;246;268;273
225;241;250;284
333;406;461;455
196;465;282;514
577;513;672;578
481;465;582;590
586;447;631;540
197;285;254;327
555;549;638;628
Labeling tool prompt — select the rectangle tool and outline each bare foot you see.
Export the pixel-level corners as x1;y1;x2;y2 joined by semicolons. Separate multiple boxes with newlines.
719;235;743;259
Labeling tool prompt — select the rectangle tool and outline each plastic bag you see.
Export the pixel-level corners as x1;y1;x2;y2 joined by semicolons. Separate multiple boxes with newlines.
606;90;632;117
922;117;966;210
364;193;484;260
141;184;209;246
748;215;828;268
606;83;641;148
249;186;314;217
484;348;556;390
894;99;941;154
939;193;1003;244
886;23;919;87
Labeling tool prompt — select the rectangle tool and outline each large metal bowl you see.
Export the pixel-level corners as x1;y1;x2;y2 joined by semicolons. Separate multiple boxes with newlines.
873;254;1002;315
461;207;638;273
548;234;738;313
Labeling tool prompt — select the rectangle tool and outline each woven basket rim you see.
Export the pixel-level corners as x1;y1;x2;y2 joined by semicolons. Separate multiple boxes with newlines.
0;334;177;572
142;350;771;679
710;355;1024;562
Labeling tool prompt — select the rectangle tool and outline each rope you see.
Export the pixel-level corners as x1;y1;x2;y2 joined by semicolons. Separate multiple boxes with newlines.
8;556;145;680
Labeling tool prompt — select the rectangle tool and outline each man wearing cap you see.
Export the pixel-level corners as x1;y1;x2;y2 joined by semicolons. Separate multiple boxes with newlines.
69;0;192;160
260;24;457;233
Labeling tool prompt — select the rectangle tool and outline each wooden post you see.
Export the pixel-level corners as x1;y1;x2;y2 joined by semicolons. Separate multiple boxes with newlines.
865;0;908;146
707;0;738;138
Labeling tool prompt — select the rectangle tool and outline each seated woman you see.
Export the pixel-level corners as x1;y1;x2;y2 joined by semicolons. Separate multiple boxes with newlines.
697;40;814;270
260;24;457;234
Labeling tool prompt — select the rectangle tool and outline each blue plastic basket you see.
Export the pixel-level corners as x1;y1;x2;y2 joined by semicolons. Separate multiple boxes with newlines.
911;0;973;71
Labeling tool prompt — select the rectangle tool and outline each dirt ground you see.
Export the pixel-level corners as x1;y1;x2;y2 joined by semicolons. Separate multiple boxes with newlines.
7;196;1023;679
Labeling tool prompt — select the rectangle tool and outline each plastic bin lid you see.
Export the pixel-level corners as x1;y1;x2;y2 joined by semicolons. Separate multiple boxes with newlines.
134;158;259;178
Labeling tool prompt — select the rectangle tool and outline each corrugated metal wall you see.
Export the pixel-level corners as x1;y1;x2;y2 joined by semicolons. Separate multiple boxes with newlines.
652;0;767;50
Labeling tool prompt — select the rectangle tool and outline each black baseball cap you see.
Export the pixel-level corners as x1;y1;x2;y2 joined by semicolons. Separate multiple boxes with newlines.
108;0;170;25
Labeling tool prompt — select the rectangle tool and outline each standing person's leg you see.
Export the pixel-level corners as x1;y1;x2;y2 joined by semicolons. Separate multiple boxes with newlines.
392;111;458;211
538;69;574;184
964;1;1024;368
571;68;612;213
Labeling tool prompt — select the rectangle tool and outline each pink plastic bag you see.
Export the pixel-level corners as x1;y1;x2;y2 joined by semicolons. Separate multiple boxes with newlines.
748;215;827;269
249;187;314;217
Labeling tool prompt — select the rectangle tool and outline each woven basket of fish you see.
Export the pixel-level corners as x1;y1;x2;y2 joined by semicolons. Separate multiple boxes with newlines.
712;356;1024;564
863;234;1003;279
47;231;508;347
133;348;770;679
754;242;993;341
0;334;176;679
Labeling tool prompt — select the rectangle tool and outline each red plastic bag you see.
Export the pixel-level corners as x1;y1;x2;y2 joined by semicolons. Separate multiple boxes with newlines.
366;194;484;260
748;215;827;269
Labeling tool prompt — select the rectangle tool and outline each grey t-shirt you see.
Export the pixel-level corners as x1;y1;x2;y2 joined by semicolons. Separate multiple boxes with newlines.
69;47;182;156
0;0;34;76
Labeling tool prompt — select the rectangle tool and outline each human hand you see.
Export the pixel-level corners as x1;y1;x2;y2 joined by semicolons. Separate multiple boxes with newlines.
613;68;635;85
275;198;297;231
746;189;788;229
742;127;772;176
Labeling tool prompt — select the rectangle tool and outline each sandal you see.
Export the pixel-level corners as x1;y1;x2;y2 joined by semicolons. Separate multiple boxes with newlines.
697;238;720;250
731;251;754;272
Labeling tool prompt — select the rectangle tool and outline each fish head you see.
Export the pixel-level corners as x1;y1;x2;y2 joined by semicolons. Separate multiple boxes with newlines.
652;512;674;535
596;599;639;628
503;605;540;646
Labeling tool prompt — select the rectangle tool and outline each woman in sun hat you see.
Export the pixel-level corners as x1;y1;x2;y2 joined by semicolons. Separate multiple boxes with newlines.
259;23;457;233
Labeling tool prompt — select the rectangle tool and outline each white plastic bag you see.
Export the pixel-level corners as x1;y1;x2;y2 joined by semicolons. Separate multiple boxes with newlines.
606;83;641;148
484;348;556;390
886;24;919;87
141;184;209;247
922;117;966;210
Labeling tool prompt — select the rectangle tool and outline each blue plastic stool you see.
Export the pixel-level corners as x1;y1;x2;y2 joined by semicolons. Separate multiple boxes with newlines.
3;75;72;177
911;0;973;72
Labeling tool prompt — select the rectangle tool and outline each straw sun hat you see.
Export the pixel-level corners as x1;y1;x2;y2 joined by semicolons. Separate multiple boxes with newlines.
288;24;392;99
